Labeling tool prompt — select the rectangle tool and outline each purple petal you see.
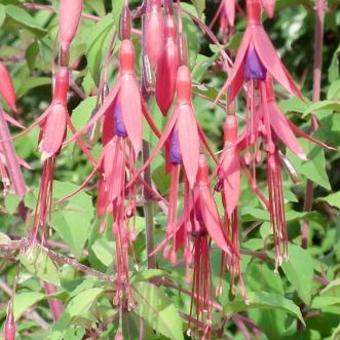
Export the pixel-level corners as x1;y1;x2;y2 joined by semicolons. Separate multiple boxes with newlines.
169;130;182;165
245;47;267;81
113;103;127;137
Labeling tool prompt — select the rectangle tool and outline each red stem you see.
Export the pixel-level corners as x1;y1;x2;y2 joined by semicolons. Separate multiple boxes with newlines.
301;0;327;249
0;108;26;197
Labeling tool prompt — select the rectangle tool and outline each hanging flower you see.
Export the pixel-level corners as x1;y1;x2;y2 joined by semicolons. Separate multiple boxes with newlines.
218;0;302;103
0;62;17;113
0;107;26;197
142;0;165;71
155;13;179;115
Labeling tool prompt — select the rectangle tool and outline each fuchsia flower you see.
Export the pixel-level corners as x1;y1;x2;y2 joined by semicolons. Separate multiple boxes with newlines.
39;67;69;161
0;62;17;113
0;107;26;197
155;13;179;115
58;0;83;57
4;306;16;340
218;0;302;103
222;76;329;267
215;115;245;295
143;0;165;70
223;0;237;27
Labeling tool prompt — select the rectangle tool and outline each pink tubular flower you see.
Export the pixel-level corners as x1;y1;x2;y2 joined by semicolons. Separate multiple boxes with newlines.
218;0;302;103
155;14;179;116
0;107;26;197
230;75;329;266
261;0;276;18
68;39;161;157
216;115;245;296
39;67;69;161
4;308;16;340
143;0;165;70
223;0;237;27
0;63;17;113
43;282;64;321
59;0;83;55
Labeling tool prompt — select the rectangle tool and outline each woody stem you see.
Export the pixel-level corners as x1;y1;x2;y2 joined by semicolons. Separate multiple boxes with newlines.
301;0;326;249
143;140;156;268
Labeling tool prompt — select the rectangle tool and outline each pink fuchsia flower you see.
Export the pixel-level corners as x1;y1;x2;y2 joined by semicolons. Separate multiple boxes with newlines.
234;76;330;266
223;0;237;27
261;0;276;18
39;67;69;161
218;0;302;103
215;115;245;296
4;305;16;340
143;0;165;70
0;107;26;197
0;63;17;113
68;39;160;156
155;14;179;116
58;0;83;58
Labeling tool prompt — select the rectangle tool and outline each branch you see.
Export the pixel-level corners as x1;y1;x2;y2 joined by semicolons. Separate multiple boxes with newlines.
302;0;327;249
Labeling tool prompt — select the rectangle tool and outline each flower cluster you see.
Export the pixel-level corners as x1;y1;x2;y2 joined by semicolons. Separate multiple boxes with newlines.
1;0;331;338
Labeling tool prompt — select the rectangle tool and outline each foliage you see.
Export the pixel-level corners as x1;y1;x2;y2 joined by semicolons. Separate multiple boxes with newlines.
0;0;339;339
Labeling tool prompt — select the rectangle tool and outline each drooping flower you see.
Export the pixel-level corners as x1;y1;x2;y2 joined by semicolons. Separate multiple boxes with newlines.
0;107;26;197
231;75;330;266
58;0;83;59
142;0;165;71
0;62;17;113
68;39;160;156
39;67;69;161
217;0;302;103
43;282;64;321
223;0;237;27
215;115;245;296
155;13;179;115
4;303;16;340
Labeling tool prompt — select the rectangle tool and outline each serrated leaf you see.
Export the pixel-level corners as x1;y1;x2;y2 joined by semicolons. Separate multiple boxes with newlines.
282;244;314;305
134;282;184;340
287;139;331;190
66;288;104;318
91;239;114;266
224;291;305;325
317;192;340;209
6;5;46;35
303;100;340;117
51;181;95;258
19;246;60;285
13;291;45;320
86;14;115;83
0;4;6;27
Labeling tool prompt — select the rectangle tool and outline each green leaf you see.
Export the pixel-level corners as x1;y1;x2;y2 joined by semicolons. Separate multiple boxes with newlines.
287;139;331;190
328;45;340;83
282;244;314;305
70;96;97;131
16;77;51;98
190;0;205;18
13;291;45;320
51;181;95;258
86;14;115;83
133;282;184;340
317;192;340;209
303;100;340;117
131;269;170;283
6;5;46;35
91;238;114;266
19;246;60;285
66;288;104;318
4;193;20;214
223;291;305;325
0;4;6;27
